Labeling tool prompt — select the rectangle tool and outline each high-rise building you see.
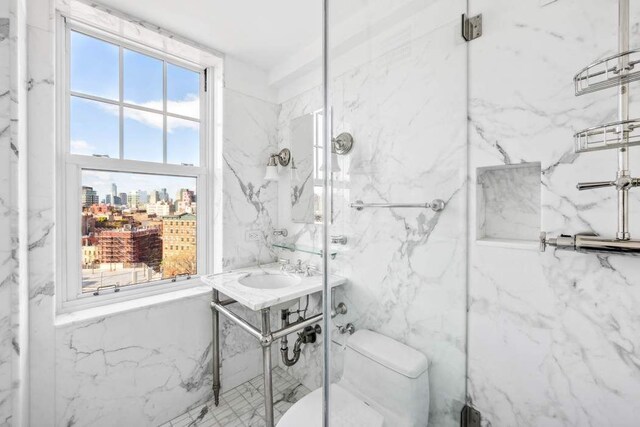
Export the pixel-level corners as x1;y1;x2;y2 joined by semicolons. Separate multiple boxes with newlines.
149;190;160;204
105;194;112;205
119;192;128;206
111;183;117;201
81;186;99;207
158;188;169;202
137;190;149;204
127;192;140;208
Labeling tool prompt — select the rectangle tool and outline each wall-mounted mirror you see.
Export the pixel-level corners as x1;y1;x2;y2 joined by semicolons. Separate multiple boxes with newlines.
290;114;315;223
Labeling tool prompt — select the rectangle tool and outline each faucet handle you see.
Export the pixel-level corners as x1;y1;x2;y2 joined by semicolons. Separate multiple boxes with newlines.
304;264;319;276
278;258;290;270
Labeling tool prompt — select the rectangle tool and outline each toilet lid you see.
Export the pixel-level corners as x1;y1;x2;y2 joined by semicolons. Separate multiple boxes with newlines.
277;384;384;427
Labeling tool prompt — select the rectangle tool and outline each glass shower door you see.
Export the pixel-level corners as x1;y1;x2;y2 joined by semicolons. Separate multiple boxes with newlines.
323;1;468;425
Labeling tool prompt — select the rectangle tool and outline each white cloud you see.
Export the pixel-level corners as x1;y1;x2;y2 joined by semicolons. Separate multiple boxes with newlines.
70;139;96;155
99;95;200;133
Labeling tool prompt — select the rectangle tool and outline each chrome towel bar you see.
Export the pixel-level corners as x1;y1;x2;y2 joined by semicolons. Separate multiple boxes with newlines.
350;199;445;212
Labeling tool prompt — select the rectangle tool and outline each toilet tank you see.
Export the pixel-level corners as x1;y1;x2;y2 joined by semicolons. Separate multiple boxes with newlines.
339;330;430;427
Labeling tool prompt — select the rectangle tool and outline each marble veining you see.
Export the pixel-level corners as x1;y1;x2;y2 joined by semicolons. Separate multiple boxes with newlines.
7;0;640;426
0;3;21;424
276;2;468;425
55;295;216;426
468;0;640;426
0;12;14;424
222;89;280;270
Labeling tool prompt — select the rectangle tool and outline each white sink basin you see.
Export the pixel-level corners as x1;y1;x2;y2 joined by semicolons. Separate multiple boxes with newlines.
238;272;301;290
202;264;346;311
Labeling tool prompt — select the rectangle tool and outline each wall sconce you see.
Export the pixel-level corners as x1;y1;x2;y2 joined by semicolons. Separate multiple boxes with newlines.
332;132;354;155
264;148;291;182
322;132;354;173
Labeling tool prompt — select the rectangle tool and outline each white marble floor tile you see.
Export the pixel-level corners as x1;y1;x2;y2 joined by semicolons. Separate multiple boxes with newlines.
162;367;310;427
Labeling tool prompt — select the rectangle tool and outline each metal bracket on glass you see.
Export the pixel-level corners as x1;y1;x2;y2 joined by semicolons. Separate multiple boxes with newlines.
462;13;483;42
330;235;347;245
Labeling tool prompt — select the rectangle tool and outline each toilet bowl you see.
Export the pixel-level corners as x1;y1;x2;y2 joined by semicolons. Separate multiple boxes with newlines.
277;329;430;427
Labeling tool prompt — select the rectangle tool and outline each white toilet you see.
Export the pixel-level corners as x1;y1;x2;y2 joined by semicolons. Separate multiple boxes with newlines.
277;329;430;427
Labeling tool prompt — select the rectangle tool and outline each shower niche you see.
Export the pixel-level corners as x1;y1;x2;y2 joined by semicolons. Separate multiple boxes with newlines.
476;163;541;248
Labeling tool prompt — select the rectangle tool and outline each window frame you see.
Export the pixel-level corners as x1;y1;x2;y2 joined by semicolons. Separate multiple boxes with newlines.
56;15;218;313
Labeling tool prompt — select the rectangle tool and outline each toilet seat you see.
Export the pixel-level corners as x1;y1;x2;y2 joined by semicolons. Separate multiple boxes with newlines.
277;384;384;427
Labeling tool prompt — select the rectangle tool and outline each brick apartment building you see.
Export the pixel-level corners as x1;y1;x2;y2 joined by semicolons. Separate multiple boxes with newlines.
162;213;196;256
97;226;162;269
161;213;196;277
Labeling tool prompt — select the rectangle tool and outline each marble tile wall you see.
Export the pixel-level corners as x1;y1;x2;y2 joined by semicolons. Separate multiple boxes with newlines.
14;0;640;426
330;18;468;427
222;89;280;270
0;0;26;424
0;6;14;425
276;2;469;425
26;0;64;424
467;0;640;425
55;295;214;426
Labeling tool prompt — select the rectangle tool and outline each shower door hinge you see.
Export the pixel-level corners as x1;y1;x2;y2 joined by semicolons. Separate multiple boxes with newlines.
461;405;482;427
462;13;483;41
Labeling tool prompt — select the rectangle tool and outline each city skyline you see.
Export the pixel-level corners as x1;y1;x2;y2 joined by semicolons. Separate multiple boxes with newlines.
82;170;196;204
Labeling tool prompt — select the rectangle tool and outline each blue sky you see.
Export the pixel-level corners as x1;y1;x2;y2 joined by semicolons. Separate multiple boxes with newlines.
71;31;202;196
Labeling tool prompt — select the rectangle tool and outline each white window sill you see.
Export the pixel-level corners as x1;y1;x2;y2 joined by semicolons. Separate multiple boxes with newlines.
55;281;214;328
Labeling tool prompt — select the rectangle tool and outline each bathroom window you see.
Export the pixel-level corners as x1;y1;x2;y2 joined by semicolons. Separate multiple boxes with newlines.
68;30;202;164
57;17;216;311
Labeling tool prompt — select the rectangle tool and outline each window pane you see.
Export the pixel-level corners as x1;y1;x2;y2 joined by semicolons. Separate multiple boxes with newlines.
80;170;197;293
123;49;163;109
70;31;119;100
123;107;163;162
70;96;119;158
167;63;200;118
167;117;199;166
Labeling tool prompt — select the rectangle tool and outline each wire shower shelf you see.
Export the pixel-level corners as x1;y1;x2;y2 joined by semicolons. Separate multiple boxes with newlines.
574;119;640;153
574;50;640;96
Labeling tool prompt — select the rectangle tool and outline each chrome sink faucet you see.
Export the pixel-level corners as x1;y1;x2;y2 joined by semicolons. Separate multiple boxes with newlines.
280;258;318;276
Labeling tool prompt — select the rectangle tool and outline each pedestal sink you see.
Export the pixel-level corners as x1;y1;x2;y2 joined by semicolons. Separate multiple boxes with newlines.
238;271;301;290
202;263;347;427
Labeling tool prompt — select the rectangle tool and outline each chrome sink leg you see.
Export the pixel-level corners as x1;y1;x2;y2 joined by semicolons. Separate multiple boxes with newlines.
261;308;274;427
212;290;221;406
